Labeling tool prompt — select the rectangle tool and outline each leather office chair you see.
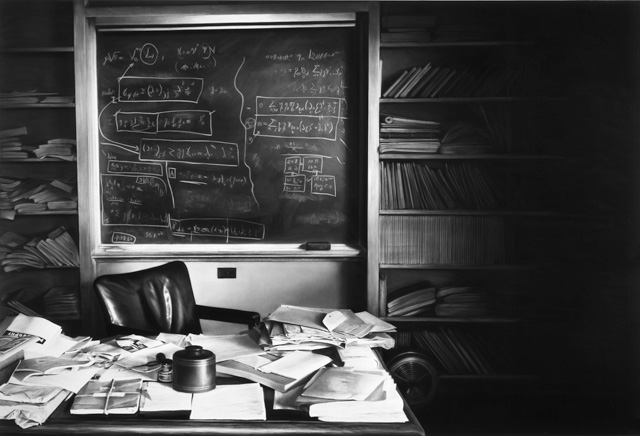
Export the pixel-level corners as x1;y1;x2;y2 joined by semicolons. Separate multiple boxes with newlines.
93;261;260;336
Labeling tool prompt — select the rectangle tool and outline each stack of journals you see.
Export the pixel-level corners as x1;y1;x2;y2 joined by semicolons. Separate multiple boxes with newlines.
435;286;518;318
0;177;77;215
387;281;437;317
380;115;441;154
0;226;79;272
0;127;28;160
0;91;56;106
33;139;76;161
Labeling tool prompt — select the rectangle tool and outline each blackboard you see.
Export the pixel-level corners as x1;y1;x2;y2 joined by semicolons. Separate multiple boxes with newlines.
96;26;360;245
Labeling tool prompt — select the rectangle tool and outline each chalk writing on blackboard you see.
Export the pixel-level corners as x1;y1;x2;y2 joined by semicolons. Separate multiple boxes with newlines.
96;27;359;244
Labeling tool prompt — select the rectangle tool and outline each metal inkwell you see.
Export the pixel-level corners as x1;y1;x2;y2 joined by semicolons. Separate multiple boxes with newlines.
172;345;216;393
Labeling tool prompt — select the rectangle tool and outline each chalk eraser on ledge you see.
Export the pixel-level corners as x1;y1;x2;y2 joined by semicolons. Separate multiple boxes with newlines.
305;241;331;251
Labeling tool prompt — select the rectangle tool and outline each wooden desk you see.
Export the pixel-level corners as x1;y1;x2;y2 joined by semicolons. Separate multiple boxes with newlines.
0;381;425;436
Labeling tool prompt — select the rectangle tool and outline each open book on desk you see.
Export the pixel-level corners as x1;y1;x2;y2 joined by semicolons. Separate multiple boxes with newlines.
217;350;332;393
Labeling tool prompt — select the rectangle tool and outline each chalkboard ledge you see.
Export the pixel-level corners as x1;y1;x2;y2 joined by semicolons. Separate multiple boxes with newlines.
92;244;364;260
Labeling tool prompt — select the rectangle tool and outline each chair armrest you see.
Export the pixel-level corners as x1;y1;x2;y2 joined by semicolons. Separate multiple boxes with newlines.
195;305;261;330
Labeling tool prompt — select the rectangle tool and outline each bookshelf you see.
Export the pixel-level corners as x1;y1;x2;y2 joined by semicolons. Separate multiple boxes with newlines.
368;1;635;400
0;0;81;334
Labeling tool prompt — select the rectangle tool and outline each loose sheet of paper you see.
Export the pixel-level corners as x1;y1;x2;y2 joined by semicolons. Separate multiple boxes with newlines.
139;381;192;413
257;350;331;380
187;333;264;362
190;383;265;420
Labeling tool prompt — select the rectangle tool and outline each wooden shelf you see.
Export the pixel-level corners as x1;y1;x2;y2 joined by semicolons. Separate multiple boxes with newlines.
381;41;535;48
0;103;75;109
380;97;563;104
16;210;77;216
438;374;537;381
384;316;521;324
379;153;563;161
0;158;77;163
380;264;537;270
0;47;74;53
379;210;585;217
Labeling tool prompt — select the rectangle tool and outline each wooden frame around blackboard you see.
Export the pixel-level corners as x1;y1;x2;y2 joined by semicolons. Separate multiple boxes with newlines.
76;3;368;259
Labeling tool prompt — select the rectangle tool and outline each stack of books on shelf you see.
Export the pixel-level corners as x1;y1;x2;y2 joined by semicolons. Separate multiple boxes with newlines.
39;95;74;105
387;281;436;317
0;226;79;272
379;215;509;265
380;161;509;210
0;177;77;216
380;14;437;43
4;287;80;323
435;286;499;318
33;138;76;160
383;61;541;99
0;126;29;160
0;91;72;107
413;327;520;375
379;115;441;154
0;91;41;106
439;122;495;155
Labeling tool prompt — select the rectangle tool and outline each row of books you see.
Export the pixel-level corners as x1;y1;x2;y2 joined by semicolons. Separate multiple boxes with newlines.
413;327;522;375
0;127;76;160
380;115;441;154
382;61;542;99
386;281;519;318
0;226;79;272
0;91;74;107
0;177;77;216
6;286;81;322
379;215;509;265
380;161;509;210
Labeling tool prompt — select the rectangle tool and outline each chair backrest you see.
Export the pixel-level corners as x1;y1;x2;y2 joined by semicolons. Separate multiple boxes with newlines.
93;261;203;336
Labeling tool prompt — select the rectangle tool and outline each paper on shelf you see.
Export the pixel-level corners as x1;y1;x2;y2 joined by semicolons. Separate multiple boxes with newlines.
190;383;266;420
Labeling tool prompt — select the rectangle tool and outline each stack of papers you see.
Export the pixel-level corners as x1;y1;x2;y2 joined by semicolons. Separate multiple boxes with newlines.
70;379;142;415
191;383;266;420
296;367;408;423
262;305;396;351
